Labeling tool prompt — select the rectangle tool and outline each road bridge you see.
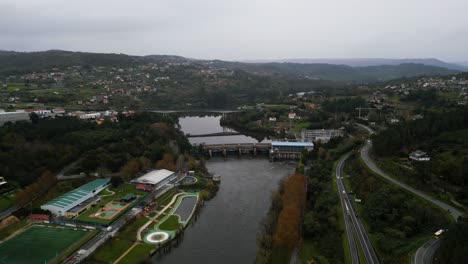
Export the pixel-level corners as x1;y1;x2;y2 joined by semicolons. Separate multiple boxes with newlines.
187;132;242;138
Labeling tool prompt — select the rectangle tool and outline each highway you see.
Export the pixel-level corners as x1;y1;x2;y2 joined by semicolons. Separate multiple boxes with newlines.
357;123;463;264
336;154;380;264
336;154;359;264
360;142;462;220
413;238;441;264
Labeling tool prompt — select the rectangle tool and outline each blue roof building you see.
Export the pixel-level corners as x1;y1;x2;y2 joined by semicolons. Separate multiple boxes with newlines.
41;178;110;216
271;141;314;154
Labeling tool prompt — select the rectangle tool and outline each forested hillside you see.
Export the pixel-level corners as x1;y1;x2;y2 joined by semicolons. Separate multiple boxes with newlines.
0;113;191;187
0;50;459;82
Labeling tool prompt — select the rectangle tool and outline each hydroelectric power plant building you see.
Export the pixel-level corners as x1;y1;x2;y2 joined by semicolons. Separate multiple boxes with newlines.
200;141;314;160
270;141;314;160
41;179;110;216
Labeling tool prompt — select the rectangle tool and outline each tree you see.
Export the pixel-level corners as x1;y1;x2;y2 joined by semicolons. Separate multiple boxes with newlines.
120;159;141;179
156;153;176;171
29;112;39;124
110;175;124;187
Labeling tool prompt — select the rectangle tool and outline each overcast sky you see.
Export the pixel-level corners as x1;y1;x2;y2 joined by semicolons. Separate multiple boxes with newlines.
1;0;468;61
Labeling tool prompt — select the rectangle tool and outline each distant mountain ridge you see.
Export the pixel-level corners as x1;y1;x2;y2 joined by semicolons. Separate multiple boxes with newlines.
243;58;468;71
209;60;459;82
0;50;461;82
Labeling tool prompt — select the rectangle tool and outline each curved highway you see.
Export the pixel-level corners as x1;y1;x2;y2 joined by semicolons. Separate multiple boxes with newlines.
360;142;462;220
357;123;462;264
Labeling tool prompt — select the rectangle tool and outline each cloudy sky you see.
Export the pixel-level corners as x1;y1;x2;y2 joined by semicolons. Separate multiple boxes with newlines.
1;0;468;61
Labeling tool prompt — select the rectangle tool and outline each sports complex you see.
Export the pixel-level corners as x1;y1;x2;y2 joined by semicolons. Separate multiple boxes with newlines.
0;225;93;263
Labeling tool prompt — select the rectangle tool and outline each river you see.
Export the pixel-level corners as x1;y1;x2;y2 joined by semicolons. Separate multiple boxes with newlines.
154;115;294;264
179;115;271;145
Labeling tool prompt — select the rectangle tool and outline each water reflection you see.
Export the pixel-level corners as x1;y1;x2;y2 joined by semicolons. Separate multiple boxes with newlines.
178;115;270;145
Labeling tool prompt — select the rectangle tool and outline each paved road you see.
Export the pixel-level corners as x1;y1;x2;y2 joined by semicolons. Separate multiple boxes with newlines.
64;174;184;263
360;142;462;220
336;154;380;264
413;238;441;264
356;123;375;135
357;123;462;264
0;205;19;221
336;154;359;264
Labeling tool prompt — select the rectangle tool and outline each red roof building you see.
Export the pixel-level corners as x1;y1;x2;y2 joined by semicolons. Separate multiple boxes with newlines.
28;214;50;221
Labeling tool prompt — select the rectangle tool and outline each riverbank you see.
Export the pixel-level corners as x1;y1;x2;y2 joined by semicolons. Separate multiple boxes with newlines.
86;174;218;264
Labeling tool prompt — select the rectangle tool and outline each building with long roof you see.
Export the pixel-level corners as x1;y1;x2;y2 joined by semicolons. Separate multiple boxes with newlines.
41;178;110;216
132;169;176;190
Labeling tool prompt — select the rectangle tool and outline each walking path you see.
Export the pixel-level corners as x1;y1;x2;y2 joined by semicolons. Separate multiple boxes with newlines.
137;192;185;241
99;188;115;197
113;193;185;264
113;242;138;264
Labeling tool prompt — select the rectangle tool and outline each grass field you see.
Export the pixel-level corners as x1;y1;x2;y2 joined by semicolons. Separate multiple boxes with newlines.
158;215;180;231
119;243;154;264
90;237;134;263
0;225;87;264
0;195;12;211
0;218;29;240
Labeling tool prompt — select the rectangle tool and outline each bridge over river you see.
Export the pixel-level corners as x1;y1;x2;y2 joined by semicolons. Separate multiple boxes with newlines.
187;132;242;138
200;142;308;160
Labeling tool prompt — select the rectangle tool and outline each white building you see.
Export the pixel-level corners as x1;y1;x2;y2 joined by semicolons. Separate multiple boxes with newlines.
301;129;344;143
132;169;176;190
79;112;101;120
0;111;30;125
0;177;7;186
409;150;430;161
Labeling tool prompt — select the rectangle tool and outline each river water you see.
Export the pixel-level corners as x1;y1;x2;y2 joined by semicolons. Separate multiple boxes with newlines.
154;115;294;264
179;115;270;145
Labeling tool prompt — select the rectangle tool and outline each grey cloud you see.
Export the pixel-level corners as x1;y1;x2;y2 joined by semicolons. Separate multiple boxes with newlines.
0;0;467;61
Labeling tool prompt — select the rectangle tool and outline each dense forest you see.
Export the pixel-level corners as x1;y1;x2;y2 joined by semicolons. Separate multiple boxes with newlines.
372;107;468;156
371;107;468;201
437;217;468;264
256;172;307;264
0;113;191;189
301;146;345;264
345;152;450;262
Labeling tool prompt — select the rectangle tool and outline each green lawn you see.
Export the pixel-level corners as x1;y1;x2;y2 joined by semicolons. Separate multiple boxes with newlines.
0;218;30;240
298;239;321;264
0;195;12;211
0;225;88;264
119;243;154;264
117;216;149;241
90;237;134;263
158;215;180;231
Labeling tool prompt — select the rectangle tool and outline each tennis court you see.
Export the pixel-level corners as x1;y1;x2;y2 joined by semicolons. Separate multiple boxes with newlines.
0;225;87;264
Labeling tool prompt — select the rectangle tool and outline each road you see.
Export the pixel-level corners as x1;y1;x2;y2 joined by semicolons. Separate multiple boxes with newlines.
0;160;84;220
0;205;19;221
357;123;462;264
64;174;184;263
413;238;441;264
336;154;359;264
360;142;462;220
356;123;375;135
336;154;380;264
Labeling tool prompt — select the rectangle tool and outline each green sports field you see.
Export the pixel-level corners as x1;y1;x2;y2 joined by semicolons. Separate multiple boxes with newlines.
0;225;87;264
